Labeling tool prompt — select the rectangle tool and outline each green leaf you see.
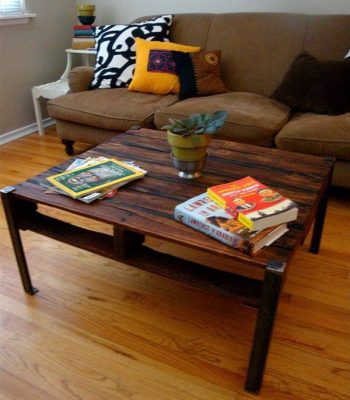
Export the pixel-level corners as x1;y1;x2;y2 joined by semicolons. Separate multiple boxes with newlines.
162;109;228;136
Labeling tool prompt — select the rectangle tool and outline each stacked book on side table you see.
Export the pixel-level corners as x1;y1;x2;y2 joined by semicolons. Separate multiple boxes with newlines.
72;24;96;49
175;176;298;256
43;157;147;203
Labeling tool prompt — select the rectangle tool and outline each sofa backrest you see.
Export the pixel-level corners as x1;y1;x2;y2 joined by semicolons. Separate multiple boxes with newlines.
135;13;350;96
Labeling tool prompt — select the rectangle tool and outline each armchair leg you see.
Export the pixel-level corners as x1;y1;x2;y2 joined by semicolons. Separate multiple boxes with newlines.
62;139;75;156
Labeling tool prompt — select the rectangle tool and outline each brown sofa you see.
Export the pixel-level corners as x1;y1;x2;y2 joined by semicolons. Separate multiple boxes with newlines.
47;13;350;188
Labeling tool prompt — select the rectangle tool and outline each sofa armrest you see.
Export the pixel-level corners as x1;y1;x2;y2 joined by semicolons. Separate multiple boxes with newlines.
68;66;94;93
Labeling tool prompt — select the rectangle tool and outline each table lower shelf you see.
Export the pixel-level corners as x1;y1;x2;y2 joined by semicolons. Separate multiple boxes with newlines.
19;209;263;305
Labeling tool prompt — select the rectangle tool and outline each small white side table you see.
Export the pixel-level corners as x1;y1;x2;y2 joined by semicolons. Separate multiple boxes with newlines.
32;48;96;135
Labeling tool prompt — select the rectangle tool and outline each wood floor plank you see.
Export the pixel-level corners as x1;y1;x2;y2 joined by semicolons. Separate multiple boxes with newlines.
1;297;238;400
0;128;349;399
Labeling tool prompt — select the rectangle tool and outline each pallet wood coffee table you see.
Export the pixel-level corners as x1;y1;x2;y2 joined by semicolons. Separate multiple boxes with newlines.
1;129;333;393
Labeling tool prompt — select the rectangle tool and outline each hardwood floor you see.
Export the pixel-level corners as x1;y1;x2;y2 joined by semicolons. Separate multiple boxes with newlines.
0;127;349;400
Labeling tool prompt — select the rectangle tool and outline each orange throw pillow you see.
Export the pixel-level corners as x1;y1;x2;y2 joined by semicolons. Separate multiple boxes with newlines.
128;38;200;95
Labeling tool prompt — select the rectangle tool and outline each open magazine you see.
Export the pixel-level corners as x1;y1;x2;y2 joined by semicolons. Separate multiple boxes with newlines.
43;157;147;203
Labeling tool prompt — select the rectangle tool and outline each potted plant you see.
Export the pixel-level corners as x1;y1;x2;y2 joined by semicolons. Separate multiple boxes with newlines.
162;110;228;178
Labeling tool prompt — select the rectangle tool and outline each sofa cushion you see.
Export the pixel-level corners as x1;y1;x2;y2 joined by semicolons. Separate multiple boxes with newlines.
128;38;200;95
271;52;350;115
172;50;228;100
154;92;291;146
90;15;173;89
275;112;350;161
205;14;310;96
48;88;178;132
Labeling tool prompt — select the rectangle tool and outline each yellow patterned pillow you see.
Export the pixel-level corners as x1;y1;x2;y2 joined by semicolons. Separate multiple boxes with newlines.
128;38;200;94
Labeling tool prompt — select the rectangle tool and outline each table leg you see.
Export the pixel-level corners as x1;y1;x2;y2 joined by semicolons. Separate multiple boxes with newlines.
1;187;38;295
309;156;335;254
245;260;285;393
32;88;44;136
114;225;144;259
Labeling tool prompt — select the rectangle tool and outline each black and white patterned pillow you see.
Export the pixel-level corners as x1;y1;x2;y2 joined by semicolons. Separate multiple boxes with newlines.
90;15;173;89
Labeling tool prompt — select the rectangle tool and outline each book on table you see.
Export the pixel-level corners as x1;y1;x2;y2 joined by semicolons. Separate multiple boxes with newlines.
207;176;298;231
47;158;145;199
174;193;289;255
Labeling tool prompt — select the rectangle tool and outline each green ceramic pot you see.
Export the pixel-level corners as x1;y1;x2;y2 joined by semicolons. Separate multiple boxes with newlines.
167;131;211;161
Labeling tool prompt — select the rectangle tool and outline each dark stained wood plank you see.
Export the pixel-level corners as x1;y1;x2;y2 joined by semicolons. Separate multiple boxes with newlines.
7;128;332;270
17;208;263;303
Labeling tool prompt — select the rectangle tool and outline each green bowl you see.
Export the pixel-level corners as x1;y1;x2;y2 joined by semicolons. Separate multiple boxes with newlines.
78;10;95;16
77;4;95;11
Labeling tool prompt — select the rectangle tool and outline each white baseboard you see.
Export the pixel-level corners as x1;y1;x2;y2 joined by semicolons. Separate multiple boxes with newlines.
0;118;55;145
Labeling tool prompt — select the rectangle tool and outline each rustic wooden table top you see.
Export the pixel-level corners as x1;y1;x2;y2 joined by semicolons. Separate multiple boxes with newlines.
12;128;333;270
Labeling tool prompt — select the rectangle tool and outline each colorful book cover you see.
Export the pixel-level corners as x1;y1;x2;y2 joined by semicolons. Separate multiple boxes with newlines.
47;159;144;198
207;176;298;231
73;25;96;30
174;193;288;255
74;32;95;38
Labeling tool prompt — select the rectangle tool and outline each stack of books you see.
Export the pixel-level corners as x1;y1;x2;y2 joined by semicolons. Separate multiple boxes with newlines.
72;24;96;50
44;157;147;203
174;176;298;255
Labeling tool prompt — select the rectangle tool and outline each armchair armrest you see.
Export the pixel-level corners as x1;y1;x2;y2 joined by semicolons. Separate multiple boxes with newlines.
68;66;94;93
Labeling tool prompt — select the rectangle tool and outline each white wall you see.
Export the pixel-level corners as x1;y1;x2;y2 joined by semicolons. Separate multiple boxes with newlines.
91;0;350;24
0;0;77;136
